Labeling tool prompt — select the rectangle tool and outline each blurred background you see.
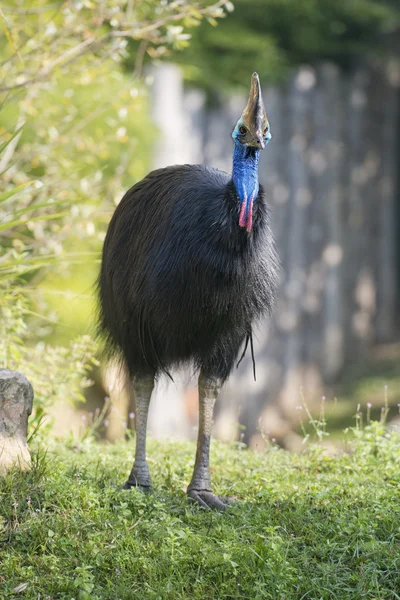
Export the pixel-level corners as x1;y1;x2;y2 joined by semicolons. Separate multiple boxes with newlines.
1;0;399;449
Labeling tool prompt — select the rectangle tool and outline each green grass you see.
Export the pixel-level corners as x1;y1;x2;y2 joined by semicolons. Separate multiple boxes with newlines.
1;425;400;599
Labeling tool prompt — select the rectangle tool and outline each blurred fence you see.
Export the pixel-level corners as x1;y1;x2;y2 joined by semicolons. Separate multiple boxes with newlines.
144;61;400;447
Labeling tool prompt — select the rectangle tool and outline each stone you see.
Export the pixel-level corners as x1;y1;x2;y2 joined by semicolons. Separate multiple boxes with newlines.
0;370;34;474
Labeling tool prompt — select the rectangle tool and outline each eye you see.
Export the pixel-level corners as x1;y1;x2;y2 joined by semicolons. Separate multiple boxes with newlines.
264;125;269;134
239;125;247;135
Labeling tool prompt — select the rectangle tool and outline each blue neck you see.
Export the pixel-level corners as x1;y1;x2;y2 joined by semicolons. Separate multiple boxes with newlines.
232;140;260;204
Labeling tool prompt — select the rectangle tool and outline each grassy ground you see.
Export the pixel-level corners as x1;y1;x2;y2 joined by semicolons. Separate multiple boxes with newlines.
1;425;400;600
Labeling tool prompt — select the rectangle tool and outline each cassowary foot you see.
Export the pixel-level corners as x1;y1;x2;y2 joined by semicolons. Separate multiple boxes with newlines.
122;480;152;493
187;489;236;511
122;463;152;492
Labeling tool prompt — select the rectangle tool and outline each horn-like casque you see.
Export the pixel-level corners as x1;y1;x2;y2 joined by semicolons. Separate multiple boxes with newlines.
240;72;268;148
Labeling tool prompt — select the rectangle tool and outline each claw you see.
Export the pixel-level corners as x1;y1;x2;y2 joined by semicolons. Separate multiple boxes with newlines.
187;489;237;511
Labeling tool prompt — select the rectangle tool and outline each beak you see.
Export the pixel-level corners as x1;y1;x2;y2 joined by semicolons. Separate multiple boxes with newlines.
240;72;268;148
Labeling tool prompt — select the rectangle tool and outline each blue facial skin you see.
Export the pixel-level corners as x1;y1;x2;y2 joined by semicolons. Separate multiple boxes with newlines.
231;123;272;209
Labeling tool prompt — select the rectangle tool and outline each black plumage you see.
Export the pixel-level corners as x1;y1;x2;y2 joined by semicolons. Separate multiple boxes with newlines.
98;163;278;382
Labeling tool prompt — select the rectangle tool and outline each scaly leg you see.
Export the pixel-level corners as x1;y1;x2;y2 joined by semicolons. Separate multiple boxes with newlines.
123;374;154;490
187;372;234;510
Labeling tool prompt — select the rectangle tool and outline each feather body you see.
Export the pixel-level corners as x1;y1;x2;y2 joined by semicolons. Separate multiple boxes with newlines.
98;163;278;382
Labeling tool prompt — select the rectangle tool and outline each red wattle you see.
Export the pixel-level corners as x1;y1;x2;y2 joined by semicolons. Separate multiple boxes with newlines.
238;196;254;232
239;197;247;228
246;198;253;233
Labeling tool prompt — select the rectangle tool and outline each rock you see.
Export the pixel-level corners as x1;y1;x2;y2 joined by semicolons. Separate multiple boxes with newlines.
0;370;34;474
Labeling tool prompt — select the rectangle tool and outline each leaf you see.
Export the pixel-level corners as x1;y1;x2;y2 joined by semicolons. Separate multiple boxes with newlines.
206;17;218;27
0;124;25;155
12;583;28;593
0;181;36;205
9;198;69;218
182;17;201;28
0;212;68;233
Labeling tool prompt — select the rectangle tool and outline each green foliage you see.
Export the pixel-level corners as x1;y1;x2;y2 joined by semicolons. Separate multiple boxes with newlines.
0;121;99;431
1;429;400;598
0;0;232;93
0;69;153;343
166;0;400;90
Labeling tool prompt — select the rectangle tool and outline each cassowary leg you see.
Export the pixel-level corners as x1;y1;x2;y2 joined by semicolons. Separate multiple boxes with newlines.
187;372;234;510
123;374;154;491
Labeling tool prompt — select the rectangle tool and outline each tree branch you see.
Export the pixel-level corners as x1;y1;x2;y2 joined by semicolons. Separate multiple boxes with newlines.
111;0;227;38
0;33;110;93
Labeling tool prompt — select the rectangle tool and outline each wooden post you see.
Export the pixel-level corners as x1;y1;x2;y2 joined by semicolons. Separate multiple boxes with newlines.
315;64;345;382
342;67;374;354
375;60;400;341
279;67;316;412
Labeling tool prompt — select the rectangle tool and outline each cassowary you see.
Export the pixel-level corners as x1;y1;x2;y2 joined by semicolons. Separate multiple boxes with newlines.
98;72;279;509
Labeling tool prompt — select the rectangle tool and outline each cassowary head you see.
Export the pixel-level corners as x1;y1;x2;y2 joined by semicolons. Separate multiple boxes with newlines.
232;72;271;149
